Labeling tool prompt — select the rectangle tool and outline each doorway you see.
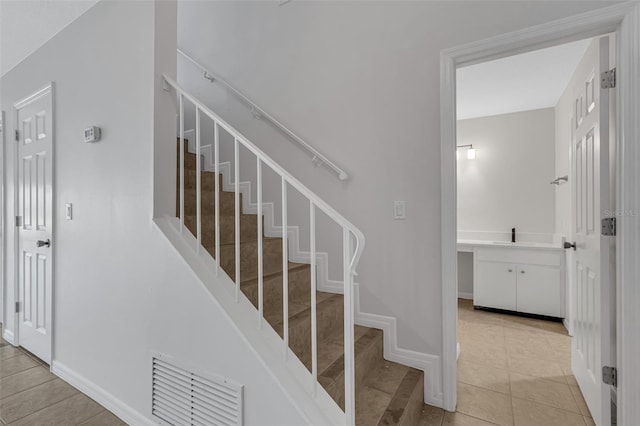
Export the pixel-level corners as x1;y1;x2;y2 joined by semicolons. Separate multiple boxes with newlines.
440;3;640;426
13;84;54;364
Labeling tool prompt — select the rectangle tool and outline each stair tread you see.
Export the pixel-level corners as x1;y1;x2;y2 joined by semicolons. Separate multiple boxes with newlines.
375;368;423;426
240;262;309;286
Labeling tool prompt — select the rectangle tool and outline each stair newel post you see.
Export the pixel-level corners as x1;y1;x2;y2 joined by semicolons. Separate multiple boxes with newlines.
257;158;263;329
310;201;318;395
234;138;240;302
214;122;220;275
282;177;289;360
179;94;185;233
196;107;202;253
343;228;355;426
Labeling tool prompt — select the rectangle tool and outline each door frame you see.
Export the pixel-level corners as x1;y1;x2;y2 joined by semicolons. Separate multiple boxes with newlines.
0;111;5;326
439;3;640;424
12;83;55;362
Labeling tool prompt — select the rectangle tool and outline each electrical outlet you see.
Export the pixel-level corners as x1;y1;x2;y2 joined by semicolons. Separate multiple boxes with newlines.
394;201;406;220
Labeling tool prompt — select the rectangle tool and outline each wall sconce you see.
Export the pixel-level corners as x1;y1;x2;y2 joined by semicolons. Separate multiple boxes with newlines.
457;144;476;160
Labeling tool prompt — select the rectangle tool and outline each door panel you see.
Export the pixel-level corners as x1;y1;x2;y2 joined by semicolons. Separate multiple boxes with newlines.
516;264;562;317
474;261;516;311
16;85;53;364
570;37;612;426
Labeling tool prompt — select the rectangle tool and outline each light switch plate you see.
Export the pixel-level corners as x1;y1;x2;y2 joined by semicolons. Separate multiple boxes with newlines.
394;201;406;220
65;203;73;220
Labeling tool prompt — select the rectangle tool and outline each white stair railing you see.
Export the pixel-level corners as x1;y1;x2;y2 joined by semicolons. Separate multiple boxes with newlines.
164;74;364;425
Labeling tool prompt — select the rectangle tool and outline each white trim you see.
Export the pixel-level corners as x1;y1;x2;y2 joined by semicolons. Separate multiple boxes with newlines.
51;361;153;426
2;328;16;345
458;292;473;300
440;2;640;417
616;4;640;426
353;283;443;408
0;110;5;326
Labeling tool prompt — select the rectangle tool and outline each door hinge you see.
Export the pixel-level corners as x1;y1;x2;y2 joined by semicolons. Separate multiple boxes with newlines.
602;217;616;236
15;301;21;313
601;68;616;89
15;129;19;141
15;216;22;227
603;366;617;387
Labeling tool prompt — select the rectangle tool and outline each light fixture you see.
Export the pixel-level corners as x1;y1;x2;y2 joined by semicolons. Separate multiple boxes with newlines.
456;144;476;160
467;147;476;160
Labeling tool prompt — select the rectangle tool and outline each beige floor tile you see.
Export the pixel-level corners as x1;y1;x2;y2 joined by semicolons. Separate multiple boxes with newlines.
78;410;127;426
10;393;104;426
0;355;39;379
509;372;580;414
569;384;592;418
355;386;391;426
0;346;21;361
506;354;566;384
0;378;78;424
0;366;56;399
512;397;587;426
583;416;596;426
417;404;445;426
457;360;510;395
457;383;513;426
444;410;501;425
459;344;508;370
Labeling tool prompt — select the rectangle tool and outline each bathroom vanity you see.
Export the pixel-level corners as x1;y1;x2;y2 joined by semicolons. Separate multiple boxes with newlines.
458;240;565;318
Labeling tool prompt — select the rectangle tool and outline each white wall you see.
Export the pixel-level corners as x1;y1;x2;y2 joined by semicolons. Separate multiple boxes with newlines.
0;2;307;424
176;1;615;359
457;109;557;237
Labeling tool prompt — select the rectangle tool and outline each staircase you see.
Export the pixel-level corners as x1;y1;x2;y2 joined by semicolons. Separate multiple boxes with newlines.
165;75;429;425
176;143;427;425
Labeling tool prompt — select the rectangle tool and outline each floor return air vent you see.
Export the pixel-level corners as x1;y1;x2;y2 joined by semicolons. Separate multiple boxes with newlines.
152;355;243;426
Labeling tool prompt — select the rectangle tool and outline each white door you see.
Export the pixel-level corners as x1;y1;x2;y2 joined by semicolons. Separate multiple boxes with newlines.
15;85;54;364
570;37;614;426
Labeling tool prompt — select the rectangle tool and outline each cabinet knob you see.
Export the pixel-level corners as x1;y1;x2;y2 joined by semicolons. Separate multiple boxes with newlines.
508;269;513;272
521;270;525;274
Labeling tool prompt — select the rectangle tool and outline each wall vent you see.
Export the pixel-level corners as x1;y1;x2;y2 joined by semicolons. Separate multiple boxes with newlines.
152;355;243;426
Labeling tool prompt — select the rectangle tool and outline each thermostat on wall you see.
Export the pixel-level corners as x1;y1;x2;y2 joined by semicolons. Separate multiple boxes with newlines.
84;126;102;143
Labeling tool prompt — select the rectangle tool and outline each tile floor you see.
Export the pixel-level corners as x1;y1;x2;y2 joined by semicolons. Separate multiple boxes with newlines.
1;302;592;426
0;326;125;425
416;299;593;426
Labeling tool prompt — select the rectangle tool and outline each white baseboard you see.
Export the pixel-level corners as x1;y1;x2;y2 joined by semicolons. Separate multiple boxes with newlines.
458;292;473;300
3;328;16;346
354;283;444;408
51;361;154;426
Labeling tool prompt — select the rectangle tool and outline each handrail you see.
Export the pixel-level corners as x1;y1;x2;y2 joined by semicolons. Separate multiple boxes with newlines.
164;73;364;425
177;48;350;181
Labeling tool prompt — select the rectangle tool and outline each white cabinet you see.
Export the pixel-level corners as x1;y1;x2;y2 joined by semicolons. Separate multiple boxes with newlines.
475;261;517;311
473;247;564;318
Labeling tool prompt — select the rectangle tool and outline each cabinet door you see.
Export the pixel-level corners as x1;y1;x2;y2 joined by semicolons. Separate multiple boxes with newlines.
474;261;517;310
516;264;562;317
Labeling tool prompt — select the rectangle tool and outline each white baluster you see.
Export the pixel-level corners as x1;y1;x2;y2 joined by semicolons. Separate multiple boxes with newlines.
235;138;240;302
179;94;184;232
282;177;289;359
214;122;220;274
196;107;201;252
310;201;317;395
257;158;263;328
343;228;355;426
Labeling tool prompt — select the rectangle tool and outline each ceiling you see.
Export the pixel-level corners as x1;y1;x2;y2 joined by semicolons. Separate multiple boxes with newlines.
0;0;99;77
456;38;591;120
